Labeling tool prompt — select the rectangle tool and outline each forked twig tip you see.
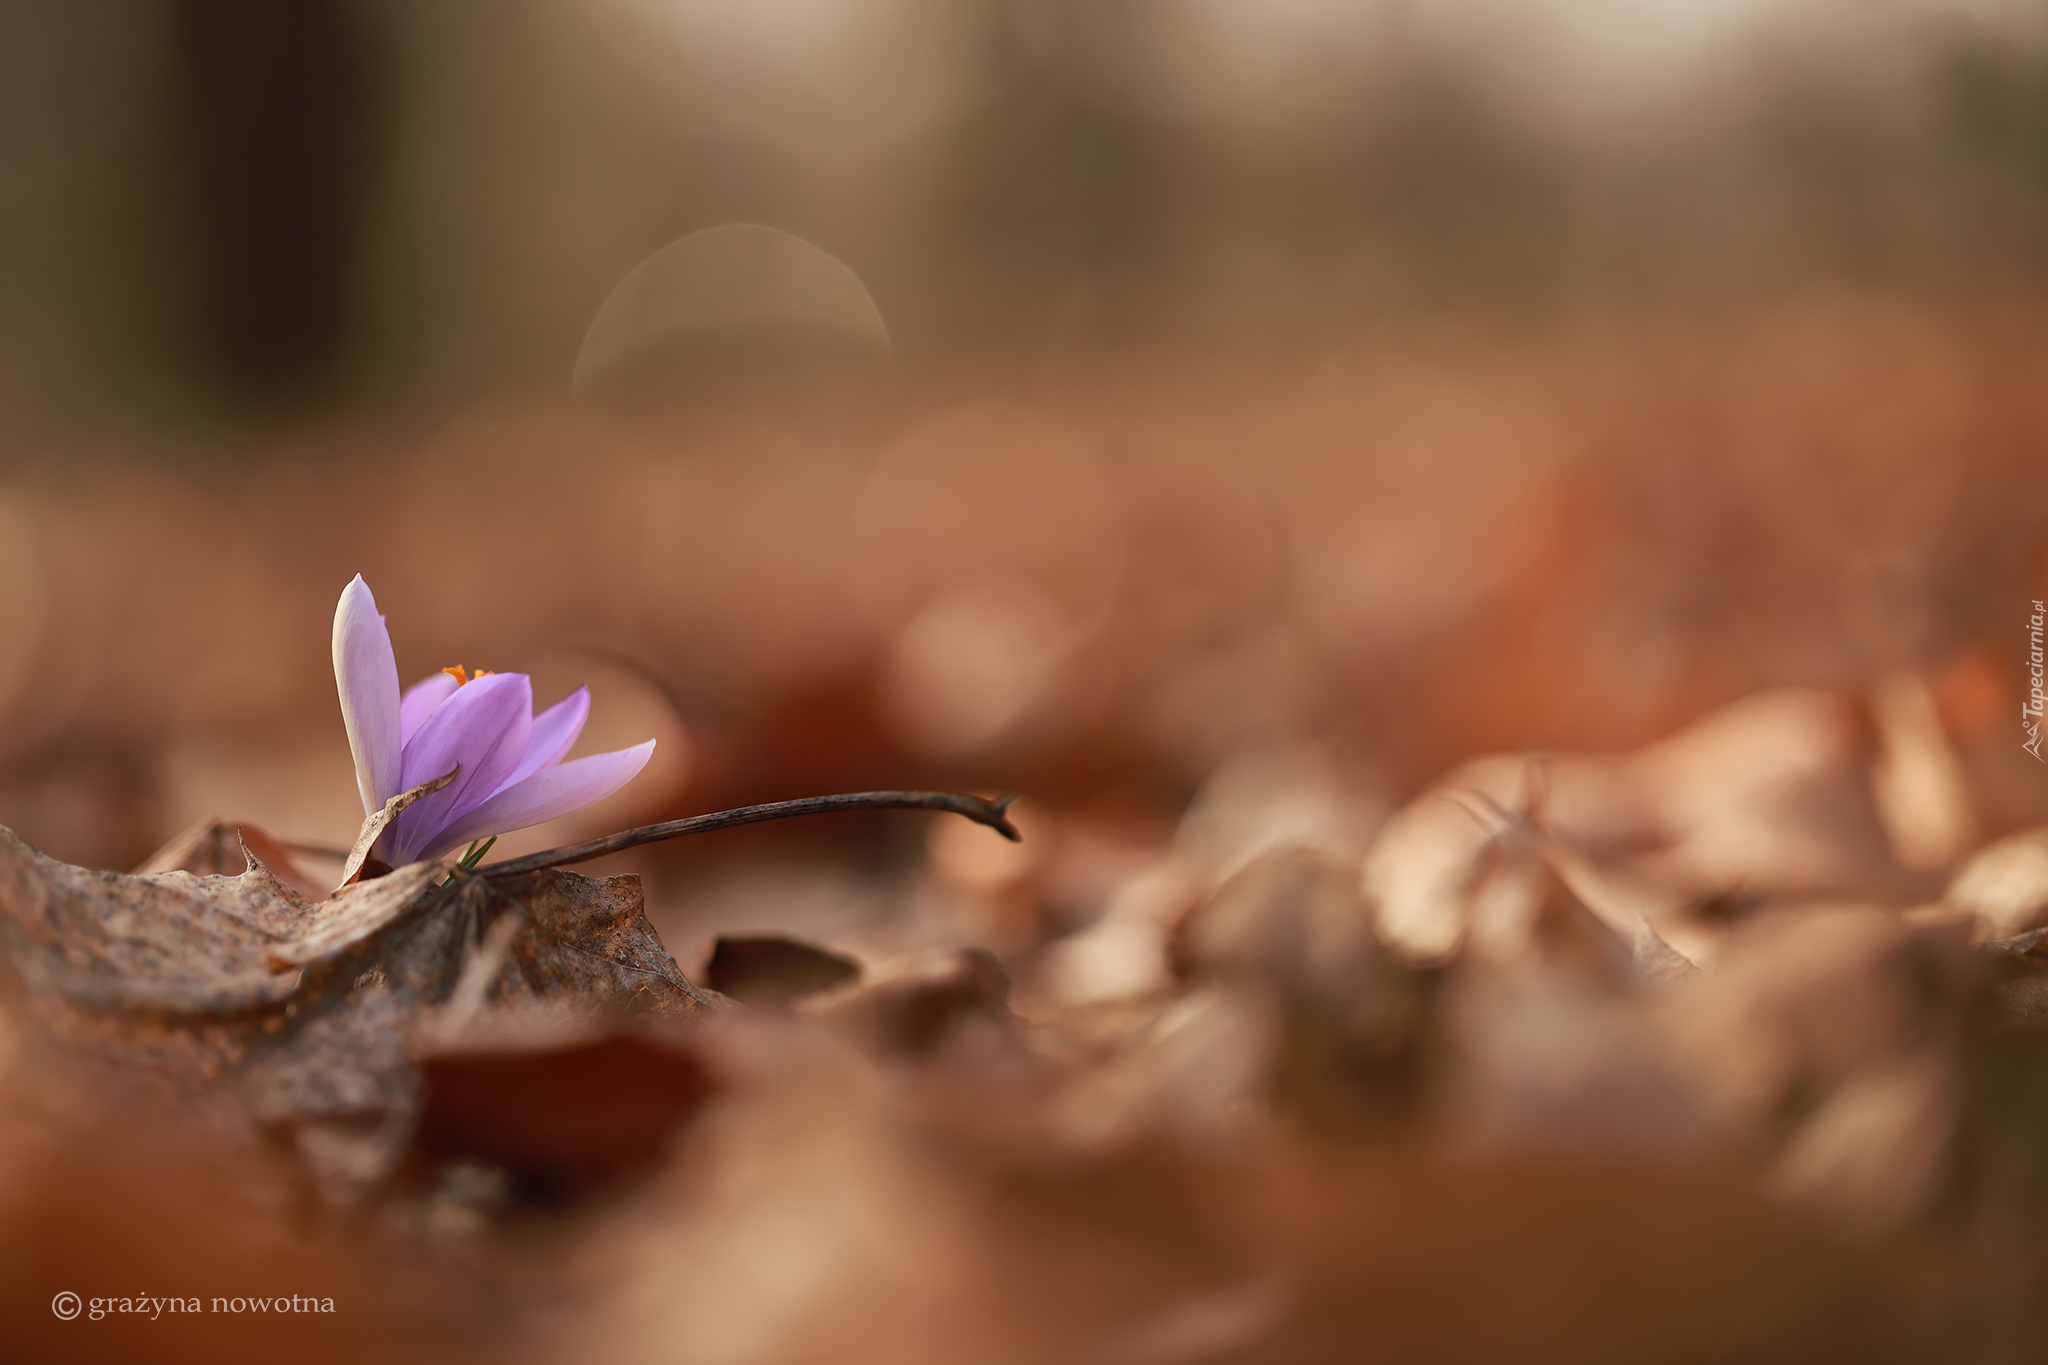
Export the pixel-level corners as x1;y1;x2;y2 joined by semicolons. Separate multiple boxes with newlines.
984;793;1024;842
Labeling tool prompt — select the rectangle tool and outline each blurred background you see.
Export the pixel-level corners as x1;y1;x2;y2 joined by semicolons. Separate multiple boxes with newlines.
0;0;2045;879
14;6;2048;1363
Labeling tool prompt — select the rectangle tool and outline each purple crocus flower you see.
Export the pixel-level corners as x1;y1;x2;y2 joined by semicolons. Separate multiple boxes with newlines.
332;575;655;867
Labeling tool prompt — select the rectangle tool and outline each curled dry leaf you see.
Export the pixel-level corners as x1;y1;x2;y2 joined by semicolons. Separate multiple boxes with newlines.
0;823;719;1206
1629;689;1927;906
1366;754;1655;966
804;946;1010;1058
702;933;862;1006
1177;847;1430;1123
1460;821;1634;986
133;815;331;902
1632;918;1703;987
338;767;459;888
1368;688;1943;976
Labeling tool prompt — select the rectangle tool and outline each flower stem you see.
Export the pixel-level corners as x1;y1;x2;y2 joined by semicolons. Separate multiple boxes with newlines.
477;791;1020;880
456;836;497;871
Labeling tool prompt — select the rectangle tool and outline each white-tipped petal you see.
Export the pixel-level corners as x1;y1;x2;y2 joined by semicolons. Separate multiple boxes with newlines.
332;575;404;815
422;739;656;860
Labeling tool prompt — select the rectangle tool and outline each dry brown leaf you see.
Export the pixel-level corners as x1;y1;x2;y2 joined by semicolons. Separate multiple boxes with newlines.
338;767;458;887
1767;1052;1954;1235
404;1027;719;1209
1869;671;1979;872
0;824;720;1205
1657;904;1977;1194
1630;689;1925;905
1038;857;1196;1007
1947;827;2048;940
1176;847;1428;1123
804;946;1010;1058
133;815;332;902
1366;755;1660;964
1632;918;1703;987
702;933;862;1006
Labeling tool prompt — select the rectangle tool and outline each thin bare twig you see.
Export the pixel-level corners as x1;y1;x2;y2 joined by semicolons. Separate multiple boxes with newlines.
479;790;1021;879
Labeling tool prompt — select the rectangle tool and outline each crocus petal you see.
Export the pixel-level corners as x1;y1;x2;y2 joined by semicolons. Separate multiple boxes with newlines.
332;575;403;816
381;671;534;865
421;740;657;861
495;687;590;794
399;672;460;744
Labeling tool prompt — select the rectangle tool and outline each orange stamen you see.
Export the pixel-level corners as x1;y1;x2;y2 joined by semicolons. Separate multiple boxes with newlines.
442;665;468;686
